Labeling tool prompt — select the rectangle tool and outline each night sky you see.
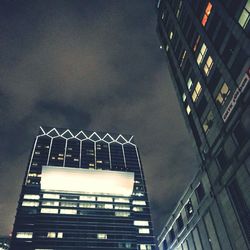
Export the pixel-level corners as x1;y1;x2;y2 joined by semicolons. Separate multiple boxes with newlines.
0;0;197;236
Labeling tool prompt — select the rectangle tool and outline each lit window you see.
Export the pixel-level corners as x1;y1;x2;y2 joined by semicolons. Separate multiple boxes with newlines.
166;45;169;52
203;56;214;76
115;205;130;210
104;204;113;209
238;1;250;29
134;192;144;197
176;1;182;19
79;203;95;208
216;83;230;106
22;201;39;207
201;2;212;26
60;202;77;207
96;160;103;163
42;201;59;206
186;105;191;115
23;194;40;200
203;111;214;133
34;151;40;155
132;200;146;206
114;198;129;203
97;197;113;202
97;233;107;239
169;31;173;40
89;163;95;167
192;82;202;102
139;228;150;234
187;78;193;91
57;232;63;238
134;221;149;226
197;43;207;66
180;50;187;67
41;208;58;214
16;232;33;239
47;232;56;238
80;196;95;201
182;93;187;102
43;193;60;199
115;212;130;217
60;209;77;215
28;173;41;177
133;207;143;212
140;244;152;250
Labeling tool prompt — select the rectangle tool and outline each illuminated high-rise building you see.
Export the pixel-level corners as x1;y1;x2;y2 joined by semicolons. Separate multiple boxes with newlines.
156;0;250;249
10;127;155;250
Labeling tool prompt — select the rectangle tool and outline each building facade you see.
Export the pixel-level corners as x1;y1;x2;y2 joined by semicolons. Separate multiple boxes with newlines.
156;0;250;249
0;236;10;250
10;127;155;250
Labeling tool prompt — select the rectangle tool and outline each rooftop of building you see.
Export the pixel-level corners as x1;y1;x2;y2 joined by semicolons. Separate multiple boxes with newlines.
38;126;136;144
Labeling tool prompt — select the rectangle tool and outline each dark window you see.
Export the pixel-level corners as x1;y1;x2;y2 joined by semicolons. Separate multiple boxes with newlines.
192;0;207;18
196;95;207;117
175;40;182;58
233;122;248;146
195;183;205;203
208;67;221;93
221;34;237;64
227;0;244;17
172;29;178;46
187;23;196;42
169;228;175;243
230;49;247;79
216;149;228;170
214;22;228;51
207;12;220;39
188;114;202;147
177;214;184;232
163;239;168;250
182;59;191;80
183;15;191;37
185;200;194;220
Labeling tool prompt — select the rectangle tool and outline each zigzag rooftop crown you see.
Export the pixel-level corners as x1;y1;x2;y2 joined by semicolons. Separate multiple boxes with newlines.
39;126;135;145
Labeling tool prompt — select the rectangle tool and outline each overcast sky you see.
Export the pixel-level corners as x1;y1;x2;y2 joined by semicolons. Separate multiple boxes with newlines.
0;0;198;236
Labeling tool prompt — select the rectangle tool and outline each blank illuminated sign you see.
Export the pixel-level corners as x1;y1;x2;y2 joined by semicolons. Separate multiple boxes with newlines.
41;166;134;196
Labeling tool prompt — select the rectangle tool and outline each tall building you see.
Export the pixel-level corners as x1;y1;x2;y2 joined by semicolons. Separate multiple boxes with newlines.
156;0;250;249
10;127;155;250
0;236;10;250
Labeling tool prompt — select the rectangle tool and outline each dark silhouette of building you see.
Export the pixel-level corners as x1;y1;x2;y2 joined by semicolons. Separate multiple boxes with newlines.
156;0;250;249
10;127;155;250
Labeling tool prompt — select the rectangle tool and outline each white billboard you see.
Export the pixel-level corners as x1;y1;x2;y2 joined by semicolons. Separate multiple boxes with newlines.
41;166;134;197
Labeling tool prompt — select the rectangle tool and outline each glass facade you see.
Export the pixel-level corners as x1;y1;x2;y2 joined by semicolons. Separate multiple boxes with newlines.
10;127;156;250
156;0;250;249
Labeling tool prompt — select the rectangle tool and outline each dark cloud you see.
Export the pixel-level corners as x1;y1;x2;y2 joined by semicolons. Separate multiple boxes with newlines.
0;0;197;236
